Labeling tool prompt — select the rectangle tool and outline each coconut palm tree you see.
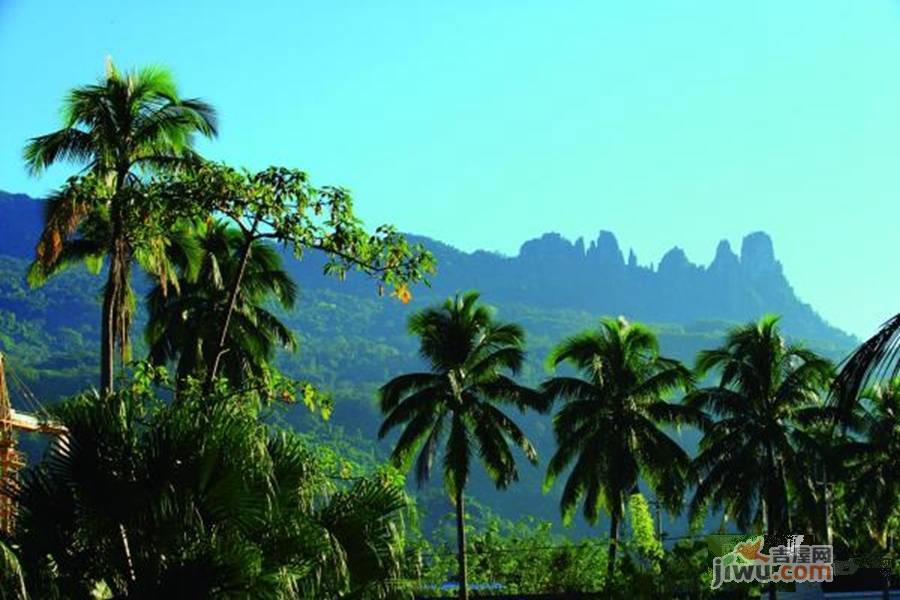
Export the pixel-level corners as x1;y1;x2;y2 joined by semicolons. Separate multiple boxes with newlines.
145;222;297;387
687;315;833;600
378;291;545;600
24;59;217;395
843;378;900;600
541;317;697;587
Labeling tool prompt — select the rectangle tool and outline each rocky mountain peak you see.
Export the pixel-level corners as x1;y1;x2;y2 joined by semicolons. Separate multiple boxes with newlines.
586;230;624;267
740;231;781;277
710;239;740;273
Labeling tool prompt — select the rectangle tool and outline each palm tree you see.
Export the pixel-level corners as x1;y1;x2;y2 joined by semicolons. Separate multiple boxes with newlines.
541;317;697;587
10;379;410;599
24;59;217;395
842;378;900;599
378;291;545;600
687;315;833;600
145;222;297;387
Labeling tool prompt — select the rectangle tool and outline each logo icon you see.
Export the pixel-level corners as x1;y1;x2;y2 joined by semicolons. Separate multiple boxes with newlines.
711;535;833;589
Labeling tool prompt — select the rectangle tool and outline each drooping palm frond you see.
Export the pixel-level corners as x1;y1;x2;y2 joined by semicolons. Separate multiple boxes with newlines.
0;539;27;600
379;291;541;495
687;316;834;538
833;313;900;419
145;221;297;386
542;317;695;520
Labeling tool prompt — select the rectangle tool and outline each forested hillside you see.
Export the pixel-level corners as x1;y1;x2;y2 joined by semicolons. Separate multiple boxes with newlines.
0;190;856;534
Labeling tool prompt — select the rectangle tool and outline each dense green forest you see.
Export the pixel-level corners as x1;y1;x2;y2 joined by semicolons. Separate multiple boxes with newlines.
2;62;899;600
0;248;854;536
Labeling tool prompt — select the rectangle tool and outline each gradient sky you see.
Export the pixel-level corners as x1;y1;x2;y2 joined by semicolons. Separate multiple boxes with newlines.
2;0;899;338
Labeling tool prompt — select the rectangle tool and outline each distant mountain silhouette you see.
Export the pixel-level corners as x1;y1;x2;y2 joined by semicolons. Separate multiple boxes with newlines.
282;229;854;348
0;190;855;348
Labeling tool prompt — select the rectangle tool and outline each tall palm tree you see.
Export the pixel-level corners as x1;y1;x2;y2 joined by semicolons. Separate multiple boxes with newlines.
378;292;545;600
145;222;297;387
541;317;697;586
687;315;833;600
24;59;217;395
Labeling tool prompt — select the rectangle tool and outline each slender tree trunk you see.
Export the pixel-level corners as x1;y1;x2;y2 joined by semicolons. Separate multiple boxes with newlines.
100;275;116;396
766;491;778;600
823;466;834;547
884;536;893;600
455;488;468;600
101;168;129;397
762;437;780;600
207;235;254;386
606;508;620;589
100;239;126;397
119;522;136;590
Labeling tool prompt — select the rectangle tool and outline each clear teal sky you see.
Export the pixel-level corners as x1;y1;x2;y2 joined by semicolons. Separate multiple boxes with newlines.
2;0;899;338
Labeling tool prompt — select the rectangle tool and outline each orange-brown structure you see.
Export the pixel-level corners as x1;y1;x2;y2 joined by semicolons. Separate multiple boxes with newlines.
0;352;66;533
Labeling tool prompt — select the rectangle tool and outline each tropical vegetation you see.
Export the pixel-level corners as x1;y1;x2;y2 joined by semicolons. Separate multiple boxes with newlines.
378;292;546;600
2;62;900;600
540;317;697;586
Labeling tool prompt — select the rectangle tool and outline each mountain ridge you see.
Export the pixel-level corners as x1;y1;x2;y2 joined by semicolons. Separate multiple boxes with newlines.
0;190;855;350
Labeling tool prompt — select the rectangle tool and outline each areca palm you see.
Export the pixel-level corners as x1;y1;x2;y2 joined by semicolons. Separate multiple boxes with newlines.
24;60;217;395
378;291;545;600
145;222;297;387
687;316;832;599
541;317;696;586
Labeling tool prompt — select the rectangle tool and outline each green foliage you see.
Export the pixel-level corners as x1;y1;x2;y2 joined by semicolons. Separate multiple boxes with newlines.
841;378;900;551
145;221;298;386
0;539;27;600
379;292;547;499
540;316;700;583
8;373;412;599
687;315;834;535
24;60;219;392
627;493;663;568
149;163;436;299
414;516;608;596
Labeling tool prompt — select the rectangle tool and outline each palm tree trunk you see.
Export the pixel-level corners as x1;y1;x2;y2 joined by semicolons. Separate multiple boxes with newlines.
100;239;127;396
884;535;893;600
823;467;834;547
207;235;254;385
606;508;620;588
455;488;468;600
766;493;778;600
101;172;128;397
100;277;116;396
